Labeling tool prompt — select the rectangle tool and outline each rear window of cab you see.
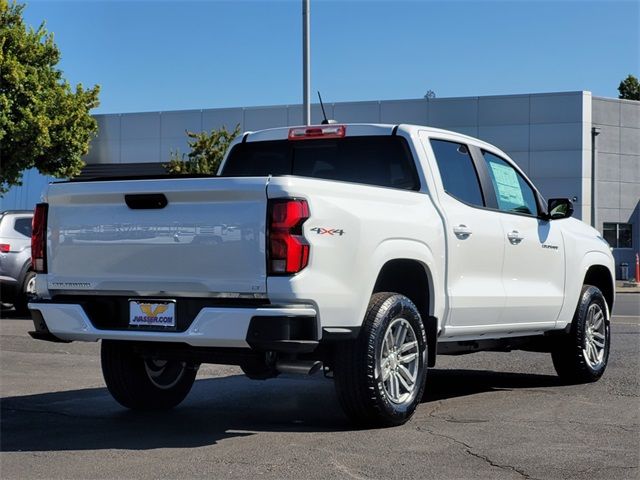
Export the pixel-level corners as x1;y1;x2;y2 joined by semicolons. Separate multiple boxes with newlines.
221;136;420;191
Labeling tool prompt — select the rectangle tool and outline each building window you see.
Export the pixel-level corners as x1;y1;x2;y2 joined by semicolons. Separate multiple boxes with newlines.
603;223;633;248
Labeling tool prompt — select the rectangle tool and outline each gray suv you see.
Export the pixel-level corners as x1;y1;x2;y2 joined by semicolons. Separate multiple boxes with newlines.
0;210;34;314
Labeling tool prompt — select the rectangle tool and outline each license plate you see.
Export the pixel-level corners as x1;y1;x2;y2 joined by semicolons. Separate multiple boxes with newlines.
129;299;176;328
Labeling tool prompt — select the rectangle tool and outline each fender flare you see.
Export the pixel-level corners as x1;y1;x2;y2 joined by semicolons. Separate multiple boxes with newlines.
579;251;615;306
360;239;444;366
556;250;615;329
17;260;33;289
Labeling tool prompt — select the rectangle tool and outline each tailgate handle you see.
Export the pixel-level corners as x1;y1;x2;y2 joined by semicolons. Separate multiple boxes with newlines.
124;193;168;209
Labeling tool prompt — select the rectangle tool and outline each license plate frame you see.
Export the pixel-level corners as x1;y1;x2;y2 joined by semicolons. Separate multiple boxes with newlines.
128;299;177;330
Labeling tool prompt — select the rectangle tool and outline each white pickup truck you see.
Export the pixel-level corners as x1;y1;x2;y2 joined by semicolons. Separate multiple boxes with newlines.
29;123;615;427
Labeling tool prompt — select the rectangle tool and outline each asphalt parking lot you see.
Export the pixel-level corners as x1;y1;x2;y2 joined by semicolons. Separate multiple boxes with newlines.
1;295;638;479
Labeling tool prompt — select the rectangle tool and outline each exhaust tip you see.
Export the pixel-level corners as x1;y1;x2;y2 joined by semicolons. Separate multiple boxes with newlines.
276;360;322;376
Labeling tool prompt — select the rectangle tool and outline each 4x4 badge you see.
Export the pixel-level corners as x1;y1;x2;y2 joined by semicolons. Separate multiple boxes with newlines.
310;227;345;236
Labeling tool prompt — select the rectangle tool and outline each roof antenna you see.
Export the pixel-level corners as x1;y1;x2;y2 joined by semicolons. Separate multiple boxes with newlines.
317;91;336;124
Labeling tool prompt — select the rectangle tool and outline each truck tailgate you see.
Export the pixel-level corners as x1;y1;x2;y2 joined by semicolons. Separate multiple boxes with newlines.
45;177;268;296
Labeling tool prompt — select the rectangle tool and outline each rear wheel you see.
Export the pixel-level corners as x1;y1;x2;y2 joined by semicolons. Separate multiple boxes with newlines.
333;292;428;427
101;340;198;410
551;285;611;383
14;271;36;316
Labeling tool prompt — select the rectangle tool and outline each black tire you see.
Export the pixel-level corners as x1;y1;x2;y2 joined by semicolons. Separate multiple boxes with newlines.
13;271;36;316
333;292;428;427
101;340;198;410
551;285;611;384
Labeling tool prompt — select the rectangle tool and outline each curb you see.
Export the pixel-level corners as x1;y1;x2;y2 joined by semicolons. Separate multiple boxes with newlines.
615;281;640;294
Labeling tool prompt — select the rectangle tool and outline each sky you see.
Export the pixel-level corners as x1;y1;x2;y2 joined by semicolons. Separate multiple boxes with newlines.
22;0;640;115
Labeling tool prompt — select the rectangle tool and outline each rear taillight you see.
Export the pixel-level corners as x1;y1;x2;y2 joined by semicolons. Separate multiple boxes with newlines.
31;203;48;273
288;124;346;140
268;199;310;275
0;244;10;253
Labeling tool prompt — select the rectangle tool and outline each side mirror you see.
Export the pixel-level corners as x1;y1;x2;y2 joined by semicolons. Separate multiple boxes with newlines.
545;198;574;220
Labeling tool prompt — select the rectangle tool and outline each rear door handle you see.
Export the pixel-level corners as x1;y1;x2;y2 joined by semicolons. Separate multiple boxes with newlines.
507;230;524;244
453;225;472;238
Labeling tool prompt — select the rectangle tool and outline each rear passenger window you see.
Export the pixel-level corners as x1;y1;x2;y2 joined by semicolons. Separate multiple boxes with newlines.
430;140;484;207
13;217;32;237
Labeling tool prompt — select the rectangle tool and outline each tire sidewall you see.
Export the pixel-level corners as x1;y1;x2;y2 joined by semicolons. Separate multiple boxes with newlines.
366;295;428;421
14;271;36;314
101;340;197;410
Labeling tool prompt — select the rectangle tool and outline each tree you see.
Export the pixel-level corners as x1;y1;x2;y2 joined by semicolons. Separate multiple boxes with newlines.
0;0;100;194
618;74;640;101
165;125;240;175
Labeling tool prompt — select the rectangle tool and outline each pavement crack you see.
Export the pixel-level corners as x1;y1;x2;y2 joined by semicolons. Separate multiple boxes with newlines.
1;405;104;420
426;401;489;424
416;426;535;479
464;449;534;479
427;409;637;432
426;400;444;418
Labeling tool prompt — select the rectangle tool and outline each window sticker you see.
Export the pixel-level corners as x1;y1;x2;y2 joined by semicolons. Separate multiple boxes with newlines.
489;161;524;209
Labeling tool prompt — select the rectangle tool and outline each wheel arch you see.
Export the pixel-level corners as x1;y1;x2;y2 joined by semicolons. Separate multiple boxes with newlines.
583;264;614;314
17;259;33;287
556;250;615;329
371;258;438;367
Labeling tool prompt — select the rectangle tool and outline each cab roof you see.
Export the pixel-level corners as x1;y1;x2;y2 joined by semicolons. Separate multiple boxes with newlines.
243;123;501;153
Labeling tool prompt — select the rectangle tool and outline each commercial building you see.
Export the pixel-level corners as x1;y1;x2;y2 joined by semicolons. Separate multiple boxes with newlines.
1;91;638;277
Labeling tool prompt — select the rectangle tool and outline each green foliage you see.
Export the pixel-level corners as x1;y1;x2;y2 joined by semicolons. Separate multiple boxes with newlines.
165;124;240;175
0;0;100;194
618;74;640;101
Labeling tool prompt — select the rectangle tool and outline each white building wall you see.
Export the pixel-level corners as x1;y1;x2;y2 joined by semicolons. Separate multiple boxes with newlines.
592;96;640;275
2;92;623;228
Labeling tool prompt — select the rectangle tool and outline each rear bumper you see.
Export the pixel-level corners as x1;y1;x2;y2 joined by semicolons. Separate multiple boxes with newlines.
28;302;318;350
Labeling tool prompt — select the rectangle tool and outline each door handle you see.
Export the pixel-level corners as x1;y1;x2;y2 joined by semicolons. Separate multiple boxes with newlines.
507;230;524;244
453;225;473;238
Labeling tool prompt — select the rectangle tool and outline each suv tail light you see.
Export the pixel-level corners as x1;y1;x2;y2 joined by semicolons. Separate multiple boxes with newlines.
0;244;10;253
268;199;310;275
32;203;48;273
288;124;346;140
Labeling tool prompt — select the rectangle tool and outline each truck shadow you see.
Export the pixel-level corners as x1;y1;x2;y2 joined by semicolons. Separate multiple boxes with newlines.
0;368;561;452
0;305;31;319
425;368;562;402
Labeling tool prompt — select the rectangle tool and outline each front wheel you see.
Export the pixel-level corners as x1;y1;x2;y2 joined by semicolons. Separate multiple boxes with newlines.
551;285;611;383
101;340;198;410
333;292;428;427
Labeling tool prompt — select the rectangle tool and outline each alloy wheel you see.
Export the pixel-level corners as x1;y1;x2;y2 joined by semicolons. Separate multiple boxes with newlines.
379;318;420;404
583;304;607;369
